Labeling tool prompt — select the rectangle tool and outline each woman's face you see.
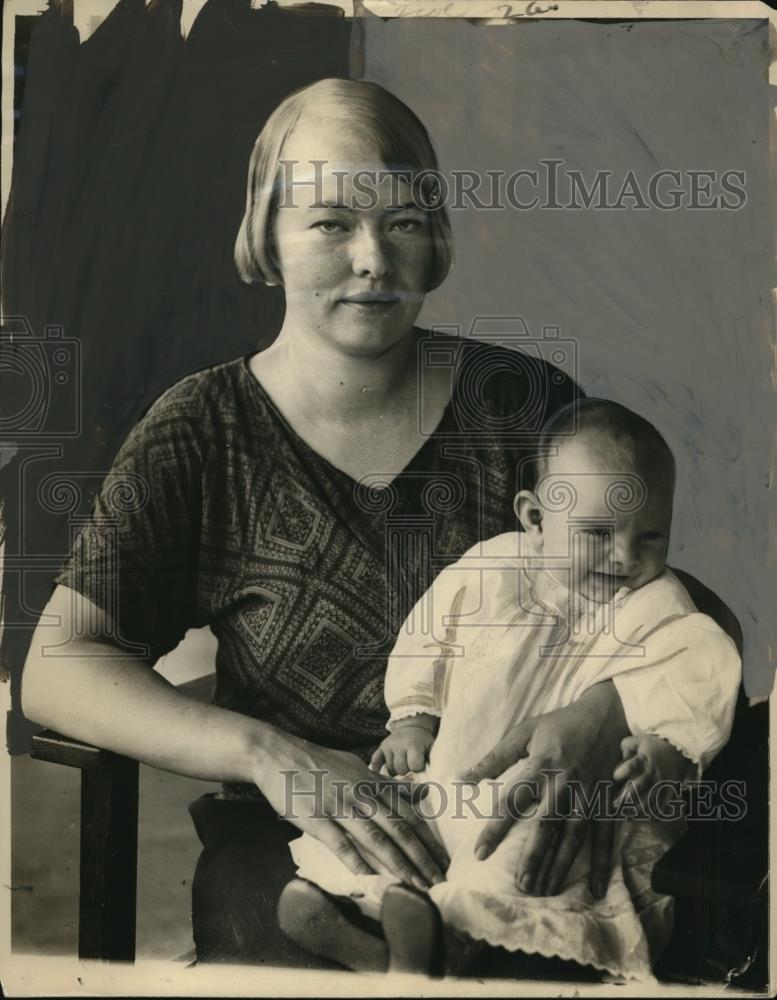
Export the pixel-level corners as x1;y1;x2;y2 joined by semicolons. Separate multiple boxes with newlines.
271;117;434;357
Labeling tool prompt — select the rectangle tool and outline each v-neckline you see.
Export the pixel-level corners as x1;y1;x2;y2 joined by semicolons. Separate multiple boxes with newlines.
239;351;456;491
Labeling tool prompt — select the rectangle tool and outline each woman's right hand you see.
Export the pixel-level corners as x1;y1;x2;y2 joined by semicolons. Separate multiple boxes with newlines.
250;727;449;889
461;681;626;898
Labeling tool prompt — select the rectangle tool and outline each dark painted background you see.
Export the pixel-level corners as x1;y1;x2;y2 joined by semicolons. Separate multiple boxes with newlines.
1;0;352;749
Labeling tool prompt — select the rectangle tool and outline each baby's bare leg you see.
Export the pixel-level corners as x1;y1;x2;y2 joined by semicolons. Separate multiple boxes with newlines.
277;879;389;972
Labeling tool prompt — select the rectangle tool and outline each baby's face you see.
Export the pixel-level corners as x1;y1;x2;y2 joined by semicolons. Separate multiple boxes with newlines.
536;439;673;603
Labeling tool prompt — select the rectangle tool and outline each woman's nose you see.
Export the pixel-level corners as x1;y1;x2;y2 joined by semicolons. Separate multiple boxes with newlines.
349;228;391;279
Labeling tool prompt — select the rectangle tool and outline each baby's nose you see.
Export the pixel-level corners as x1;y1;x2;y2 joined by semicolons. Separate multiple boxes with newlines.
612;537;640;574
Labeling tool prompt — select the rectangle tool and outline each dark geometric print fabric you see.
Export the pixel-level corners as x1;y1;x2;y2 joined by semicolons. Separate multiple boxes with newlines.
54;334;580;793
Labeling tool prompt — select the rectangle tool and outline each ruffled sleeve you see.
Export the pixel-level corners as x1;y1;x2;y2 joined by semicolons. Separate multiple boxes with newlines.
384;563;471;727
612;613;741;773
385;533;523;729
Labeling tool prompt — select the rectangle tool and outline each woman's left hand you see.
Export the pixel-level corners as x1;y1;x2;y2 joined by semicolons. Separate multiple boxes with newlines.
461;680;628;899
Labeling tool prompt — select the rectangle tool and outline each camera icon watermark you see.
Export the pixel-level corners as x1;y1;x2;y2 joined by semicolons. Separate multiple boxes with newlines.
0;316;81;438
418;317;579;440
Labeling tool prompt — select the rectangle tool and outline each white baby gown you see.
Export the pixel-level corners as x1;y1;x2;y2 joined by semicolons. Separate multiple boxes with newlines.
290;533;741;981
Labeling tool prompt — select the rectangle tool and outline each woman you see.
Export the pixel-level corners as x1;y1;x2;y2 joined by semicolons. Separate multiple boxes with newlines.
23;78;641;970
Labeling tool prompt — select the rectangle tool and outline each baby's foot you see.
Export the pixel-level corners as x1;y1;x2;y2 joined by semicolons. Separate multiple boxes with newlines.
277;878;388;972
381;883;445;975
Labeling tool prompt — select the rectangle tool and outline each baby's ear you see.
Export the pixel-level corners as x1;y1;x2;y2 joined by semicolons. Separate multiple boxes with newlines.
514;490;543;538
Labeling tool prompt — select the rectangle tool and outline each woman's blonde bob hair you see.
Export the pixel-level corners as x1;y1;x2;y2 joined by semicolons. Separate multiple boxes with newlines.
234;78;453;290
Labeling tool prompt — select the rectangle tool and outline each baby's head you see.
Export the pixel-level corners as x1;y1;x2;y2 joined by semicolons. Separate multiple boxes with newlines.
516;399;675;603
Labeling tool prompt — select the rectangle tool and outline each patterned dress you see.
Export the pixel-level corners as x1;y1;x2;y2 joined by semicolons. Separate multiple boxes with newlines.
54;332;580;795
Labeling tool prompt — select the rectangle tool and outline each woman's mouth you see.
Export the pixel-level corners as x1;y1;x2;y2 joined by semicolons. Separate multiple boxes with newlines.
339;292;400;311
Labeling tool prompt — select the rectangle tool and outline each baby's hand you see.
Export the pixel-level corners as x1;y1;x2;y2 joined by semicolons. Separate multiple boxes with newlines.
370;715;437;776
613;734;694;805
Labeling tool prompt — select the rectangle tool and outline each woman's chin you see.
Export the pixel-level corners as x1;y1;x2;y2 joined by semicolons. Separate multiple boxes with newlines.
330;323;417;357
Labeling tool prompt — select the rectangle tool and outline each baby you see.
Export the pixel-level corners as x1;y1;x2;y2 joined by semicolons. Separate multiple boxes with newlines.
280;399;741;981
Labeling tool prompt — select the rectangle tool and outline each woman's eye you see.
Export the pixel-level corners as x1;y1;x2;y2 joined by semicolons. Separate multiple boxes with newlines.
641;531;665;543
389;218;423;233
313;220;346;234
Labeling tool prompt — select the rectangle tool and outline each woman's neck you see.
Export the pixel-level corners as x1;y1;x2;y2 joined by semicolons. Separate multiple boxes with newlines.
253;324;421;423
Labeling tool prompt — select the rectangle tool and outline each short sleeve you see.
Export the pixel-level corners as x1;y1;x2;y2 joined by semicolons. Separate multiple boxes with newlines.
53;382;204;664
612;614;742;772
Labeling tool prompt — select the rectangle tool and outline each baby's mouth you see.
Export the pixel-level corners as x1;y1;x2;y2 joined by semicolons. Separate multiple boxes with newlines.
588;570;631;589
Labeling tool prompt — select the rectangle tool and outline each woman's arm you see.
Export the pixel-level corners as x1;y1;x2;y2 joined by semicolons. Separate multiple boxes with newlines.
23;585;447;888
23;586;278;782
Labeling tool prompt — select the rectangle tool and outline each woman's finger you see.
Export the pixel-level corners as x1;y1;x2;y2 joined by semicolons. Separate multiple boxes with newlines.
341;808;431;889
515;814;561;894
350;784;448;885
313;820;376;877
409;822;450;875
460;718;536;783
370;801;445;886
589;817;616;899
472;812;515;863
354;839;397;878
515;765;571;893
541;815;587;896
473;773;539;861
388;789;451;873
620;735;638;757
393;776;416;800
530;819;565;895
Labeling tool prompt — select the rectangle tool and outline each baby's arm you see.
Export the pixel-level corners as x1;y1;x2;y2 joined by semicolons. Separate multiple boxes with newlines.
370;713;438;776
611;613;741;776
613;733;695;804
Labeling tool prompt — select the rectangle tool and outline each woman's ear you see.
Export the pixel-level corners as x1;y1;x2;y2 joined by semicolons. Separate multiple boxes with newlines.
514;490;543;539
